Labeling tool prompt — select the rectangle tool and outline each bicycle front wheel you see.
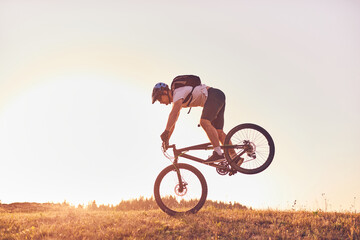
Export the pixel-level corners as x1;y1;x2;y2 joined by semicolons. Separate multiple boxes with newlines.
224;123;275;174
154;163;207;216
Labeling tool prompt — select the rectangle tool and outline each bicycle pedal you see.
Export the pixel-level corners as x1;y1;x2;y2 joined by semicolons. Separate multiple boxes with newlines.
229;171;237;176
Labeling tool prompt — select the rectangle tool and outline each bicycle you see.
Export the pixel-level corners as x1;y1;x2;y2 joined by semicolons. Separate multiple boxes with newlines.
154;123;275;216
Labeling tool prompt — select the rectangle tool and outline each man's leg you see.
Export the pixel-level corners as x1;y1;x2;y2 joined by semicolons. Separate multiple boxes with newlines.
217;129;236;156
201;88;226;162
200;119;224;163
200;119;221;148
216;129;226;145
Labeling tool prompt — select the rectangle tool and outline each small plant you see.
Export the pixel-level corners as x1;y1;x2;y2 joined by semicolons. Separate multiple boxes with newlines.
322;193;328;212
353;197;357;214
291;200;297;211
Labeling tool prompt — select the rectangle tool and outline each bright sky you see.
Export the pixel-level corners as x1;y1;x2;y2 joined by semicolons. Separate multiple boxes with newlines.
1;0;359;212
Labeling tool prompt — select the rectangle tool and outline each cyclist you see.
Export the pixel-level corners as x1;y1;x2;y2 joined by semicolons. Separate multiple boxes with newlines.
152;76;240;163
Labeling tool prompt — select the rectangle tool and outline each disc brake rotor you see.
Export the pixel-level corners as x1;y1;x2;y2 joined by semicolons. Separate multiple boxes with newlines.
174;183;187;196
247;142;257;158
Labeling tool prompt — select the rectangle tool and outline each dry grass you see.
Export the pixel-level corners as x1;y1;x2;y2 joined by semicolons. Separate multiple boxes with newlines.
0;201;359;239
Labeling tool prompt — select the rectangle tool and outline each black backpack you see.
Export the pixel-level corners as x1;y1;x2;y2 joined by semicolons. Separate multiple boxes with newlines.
171;75;201;108
171;75;201;91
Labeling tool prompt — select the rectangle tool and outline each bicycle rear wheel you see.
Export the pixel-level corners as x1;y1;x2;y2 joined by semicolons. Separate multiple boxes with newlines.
224;123;275;174
154;163;207;216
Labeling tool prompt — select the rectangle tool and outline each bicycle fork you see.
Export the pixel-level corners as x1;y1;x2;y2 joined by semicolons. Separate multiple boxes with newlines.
173;157;186;193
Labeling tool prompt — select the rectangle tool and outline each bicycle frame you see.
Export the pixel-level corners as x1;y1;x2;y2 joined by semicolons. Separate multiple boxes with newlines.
163;142;246;192
165;142;246;168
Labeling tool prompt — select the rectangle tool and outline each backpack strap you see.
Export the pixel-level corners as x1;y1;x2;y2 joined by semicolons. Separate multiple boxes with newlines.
187;107;193;114
183;87;195;114
183;88;194;105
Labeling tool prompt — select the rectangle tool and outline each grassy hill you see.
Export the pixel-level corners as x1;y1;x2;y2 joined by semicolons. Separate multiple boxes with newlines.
0;199;359;239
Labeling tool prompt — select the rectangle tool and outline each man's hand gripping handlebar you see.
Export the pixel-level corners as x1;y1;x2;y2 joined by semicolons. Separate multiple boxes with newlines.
160;130;170;150
162;141;169;151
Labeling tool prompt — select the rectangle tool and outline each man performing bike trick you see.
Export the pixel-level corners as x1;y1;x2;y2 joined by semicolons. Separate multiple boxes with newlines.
152;75;242;164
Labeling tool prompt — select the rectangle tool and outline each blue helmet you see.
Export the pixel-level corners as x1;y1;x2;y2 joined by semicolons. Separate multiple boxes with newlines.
152;82;169;104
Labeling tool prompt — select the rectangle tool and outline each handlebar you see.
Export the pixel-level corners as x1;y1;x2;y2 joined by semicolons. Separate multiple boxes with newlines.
162;141;176;151
162;142;176;161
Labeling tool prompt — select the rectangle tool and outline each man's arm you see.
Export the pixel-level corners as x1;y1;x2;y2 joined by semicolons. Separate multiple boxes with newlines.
165;99;183;137
160;99;182;144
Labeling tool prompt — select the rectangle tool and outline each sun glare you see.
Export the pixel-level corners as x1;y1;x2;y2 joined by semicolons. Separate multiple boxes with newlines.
0;74;153;204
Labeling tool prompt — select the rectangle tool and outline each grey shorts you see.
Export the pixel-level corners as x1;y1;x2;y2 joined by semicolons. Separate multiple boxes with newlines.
201;88;226;130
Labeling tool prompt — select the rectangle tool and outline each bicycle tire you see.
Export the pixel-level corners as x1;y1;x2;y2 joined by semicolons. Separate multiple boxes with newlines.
154;163;208;216
224;123;275;174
